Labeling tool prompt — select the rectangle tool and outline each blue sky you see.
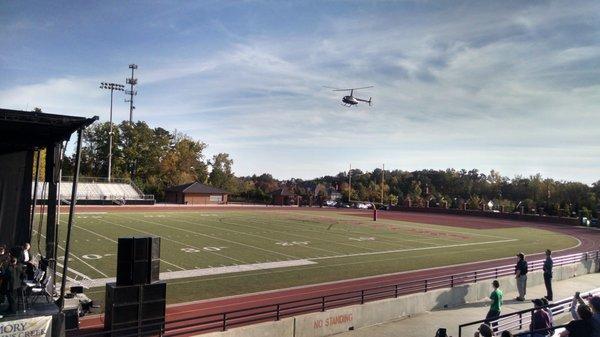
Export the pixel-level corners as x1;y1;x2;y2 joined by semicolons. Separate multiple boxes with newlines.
1;1;600;183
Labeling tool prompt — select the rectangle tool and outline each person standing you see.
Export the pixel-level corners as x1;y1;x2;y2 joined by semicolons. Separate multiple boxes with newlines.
530;299;551;337
486;280;503;328
543;249;554;301
2;257;24;315
515;252;528;301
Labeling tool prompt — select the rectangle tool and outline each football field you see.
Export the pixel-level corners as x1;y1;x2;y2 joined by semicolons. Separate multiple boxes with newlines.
32;209;578;304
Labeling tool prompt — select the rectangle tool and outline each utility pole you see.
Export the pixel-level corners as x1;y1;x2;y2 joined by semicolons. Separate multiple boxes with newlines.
381;164;385;205
125;64;138;124
348;164;352;203
100;82;125;181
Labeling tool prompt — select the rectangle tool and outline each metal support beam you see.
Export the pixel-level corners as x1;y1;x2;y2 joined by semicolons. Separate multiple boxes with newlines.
58;129;83;310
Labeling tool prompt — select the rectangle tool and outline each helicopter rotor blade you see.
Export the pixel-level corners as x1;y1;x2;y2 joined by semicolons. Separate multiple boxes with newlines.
323;86;352;92
323;85;374;92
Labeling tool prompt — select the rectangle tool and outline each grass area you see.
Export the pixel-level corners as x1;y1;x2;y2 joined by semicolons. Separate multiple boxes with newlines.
31;209;578;305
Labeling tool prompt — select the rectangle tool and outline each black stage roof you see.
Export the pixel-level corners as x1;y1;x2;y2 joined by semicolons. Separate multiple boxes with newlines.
0;108;98;154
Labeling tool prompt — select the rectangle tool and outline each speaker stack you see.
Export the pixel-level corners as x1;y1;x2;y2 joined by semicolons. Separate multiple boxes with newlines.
104;236;166;336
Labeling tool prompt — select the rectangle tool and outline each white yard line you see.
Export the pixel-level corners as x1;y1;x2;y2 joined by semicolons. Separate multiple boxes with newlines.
272;212;458;246
113;214;300;260
241;215;442;248
126;243;513;288
73;259;316;288
74;224;186;271
217;216;386;251
285;210;513;240
172;215;346;256
56;261;92;280
310;238;519;260
97;217;247;264
33;229;109;278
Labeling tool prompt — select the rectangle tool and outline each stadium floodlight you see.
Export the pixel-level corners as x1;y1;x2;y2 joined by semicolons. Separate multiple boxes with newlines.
126;64;138;123
100;82;125;182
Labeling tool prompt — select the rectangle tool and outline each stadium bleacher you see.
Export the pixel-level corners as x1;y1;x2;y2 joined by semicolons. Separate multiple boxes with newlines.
33;177;154;204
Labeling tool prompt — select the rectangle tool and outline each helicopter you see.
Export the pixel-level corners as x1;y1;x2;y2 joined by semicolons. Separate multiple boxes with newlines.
324;86;373;107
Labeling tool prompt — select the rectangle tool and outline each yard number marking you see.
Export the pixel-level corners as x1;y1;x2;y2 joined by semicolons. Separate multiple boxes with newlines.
276;241;310;247
349;237;375;242
203;246;226;252
181;247;227;253
82;253;117;260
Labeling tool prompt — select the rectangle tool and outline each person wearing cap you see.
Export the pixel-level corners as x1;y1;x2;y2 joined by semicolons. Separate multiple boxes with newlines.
486;280;503;328
543;249;553;301
540;298;555;335
515;252;528;301
530;298;551;337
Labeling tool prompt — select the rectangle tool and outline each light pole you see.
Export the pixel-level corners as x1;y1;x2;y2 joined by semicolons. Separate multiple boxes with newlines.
100;82;125;181
126;64;138;124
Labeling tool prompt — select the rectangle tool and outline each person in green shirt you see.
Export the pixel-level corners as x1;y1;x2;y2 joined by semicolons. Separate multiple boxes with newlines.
486;280;503;330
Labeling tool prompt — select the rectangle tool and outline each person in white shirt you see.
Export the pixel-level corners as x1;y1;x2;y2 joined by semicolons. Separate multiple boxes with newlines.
22;243;31;263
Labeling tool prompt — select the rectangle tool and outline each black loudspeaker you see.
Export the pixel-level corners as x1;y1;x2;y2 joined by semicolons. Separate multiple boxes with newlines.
150;237;160;260
64;308;79;329
141;282;166;302
149;260;160;283
116;236;161;285
106;282;140;304
104;282;166;336
105;283;141;336
70;285;84;294
140;282;166;334
134;237;149;261
117;238;134;262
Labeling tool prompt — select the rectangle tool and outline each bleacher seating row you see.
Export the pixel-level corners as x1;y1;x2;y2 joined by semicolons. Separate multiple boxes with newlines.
33;181;145;201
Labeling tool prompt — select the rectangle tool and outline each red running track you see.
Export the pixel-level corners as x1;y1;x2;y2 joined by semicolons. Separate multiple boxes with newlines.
77;210;600;335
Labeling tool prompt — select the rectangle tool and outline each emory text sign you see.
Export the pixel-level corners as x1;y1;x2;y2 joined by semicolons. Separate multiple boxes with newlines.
0;316;52;337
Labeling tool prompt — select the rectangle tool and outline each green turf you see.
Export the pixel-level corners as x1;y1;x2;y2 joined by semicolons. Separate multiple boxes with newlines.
30;209;578;305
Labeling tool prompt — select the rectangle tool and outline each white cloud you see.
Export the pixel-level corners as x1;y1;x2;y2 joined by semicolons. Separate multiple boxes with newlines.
2;1;600;183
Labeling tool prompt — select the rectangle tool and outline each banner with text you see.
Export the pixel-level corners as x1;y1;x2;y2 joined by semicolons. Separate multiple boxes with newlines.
0;315;52;337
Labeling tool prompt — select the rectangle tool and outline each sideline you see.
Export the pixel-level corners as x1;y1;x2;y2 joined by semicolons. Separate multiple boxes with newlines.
74;259;316;288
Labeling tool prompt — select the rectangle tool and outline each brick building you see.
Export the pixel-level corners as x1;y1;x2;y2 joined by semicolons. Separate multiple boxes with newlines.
165;182;229;205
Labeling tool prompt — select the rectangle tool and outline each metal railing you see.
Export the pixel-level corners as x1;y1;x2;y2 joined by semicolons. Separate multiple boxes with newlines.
458;288;600;337
71;250;599;337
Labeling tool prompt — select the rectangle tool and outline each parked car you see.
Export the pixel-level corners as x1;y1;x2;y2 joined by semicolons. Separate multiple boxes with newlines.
581;217;591;226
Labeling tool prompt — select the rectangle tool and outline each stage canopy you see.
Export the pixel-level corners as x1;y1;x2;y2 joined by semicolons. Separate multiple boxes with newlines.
0;108;97;248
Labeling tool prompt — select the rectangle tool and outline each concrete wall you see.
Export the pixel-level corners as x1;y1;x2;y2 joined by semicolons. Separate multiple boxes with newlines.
192;260;598;337
389;206;580;226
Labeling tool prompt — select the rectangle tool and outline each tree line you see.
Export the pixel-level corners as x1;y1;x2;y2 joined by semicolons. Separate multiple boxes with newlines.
64;121;599;218
63;121;235;200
